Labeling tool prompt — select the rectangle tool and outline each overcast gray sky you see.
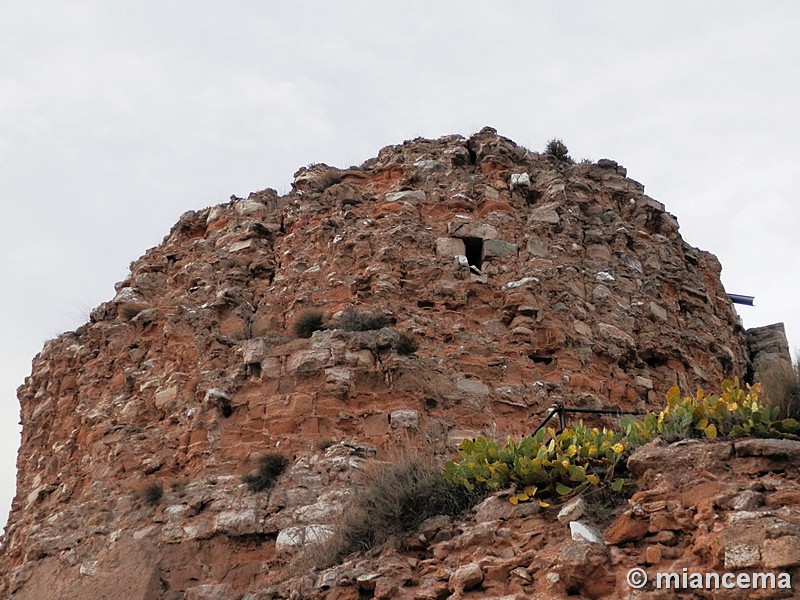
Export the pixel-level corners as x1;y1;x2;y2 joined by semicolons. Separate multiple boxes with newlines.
2;1;798;528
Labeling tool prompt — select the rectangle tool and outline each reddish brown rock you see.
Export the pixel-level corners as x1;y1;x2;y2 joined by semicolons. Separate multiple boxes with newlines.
1;128;785;599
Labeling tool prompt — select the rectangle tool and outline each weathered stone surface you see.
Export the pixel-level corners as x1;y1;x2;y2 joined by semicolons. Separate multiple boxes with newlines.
385;190;426;203
435;236;466;258
761;536;800;568
724;541;761;569
747;323;791;375
527;206;560;224
734;438;800;460
449;563;483;593
557;496;586;524
2;127;774;600
482;239;519;260
185;584;235;600
570;521;603;544
389;408;419;430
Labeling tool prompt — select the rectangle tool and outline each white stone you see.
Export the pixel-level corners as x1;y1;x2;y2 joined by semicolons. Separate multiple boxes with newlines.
595;271;615;282
510;172;531;190
305;524;335;545
557;497;586;524
569;521;603;544
113;287;142;303
214;509;259;536
502;276;539;291
234;199;267;215
385;190;426;203
229;239;253;252
79;561;99;576
390;409;420;430
276;527;305;554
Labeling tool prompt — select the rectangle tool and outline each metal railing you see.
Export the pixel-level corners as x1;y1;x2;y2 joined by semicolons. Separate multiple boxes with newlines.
532;404;645;437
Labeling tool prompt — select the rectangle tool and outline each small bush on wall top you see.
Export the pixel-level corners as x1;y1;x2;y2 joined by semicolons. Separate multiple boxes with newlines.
544;138;574;164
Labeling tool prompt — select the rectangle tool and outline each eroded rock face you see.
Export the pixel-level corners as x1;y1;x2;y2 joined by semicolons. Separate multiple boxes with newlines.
1;128;758;598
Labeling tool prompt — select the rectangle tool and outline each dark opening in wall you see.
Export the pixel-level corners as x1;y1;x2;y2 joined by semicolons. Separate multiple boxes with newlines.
528;354;553;365
247;362;262;379
463;237;483;270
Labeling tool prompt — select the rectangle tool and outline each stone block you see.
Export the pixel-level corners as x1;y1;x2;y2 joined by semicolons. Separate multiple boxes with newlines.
363;412;390;436
385;190;426;203
569;521;603;544
649;301;668;321
154;386;179;410
557;497;586;524
214;509;259;536
526;239;549;257
229;240;253;253
761;536;800;568
527;206;560;224
275;527;304;554
242;339;268;364
186;584;236;600
605;513;649;545
435;237;466;258
724;542;761;569
449;563;483;593
482;239;518;260
390;409;420;430
598;323;635;347
509;172;530;190
456;379;490;395
286;349;331;373
447;218;498;239
734;438;800;460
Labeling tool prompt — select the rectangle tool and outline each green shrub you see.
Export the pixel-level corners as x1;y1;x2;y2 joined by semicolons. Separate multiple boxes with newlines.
620;380;800;443
444;424;627;506
544;138;574;164
336;456;483;556
243;453;290;492
395;332;419;355
292;310;325;338
449;379;800;507
338;307;391;332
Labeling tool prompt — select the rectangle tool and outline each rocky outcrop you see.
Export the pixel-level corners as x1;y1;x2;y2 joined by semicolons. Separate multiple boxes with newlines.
1;128;773;598
747;323;792;379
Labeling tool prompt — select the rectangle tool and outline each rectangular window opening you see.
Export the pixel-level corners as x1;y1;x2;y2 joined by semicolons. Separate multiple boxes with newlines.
463;237;483;270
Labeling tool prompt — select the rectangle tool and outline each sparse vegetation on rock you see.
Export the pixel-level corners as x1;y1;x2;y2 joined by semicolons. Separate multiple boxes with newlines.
394;332;419;355
545;138;574;163
242;453;289;492
337;307;391;332
292;310;325;338
328;455;484;561
140;481;163;505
